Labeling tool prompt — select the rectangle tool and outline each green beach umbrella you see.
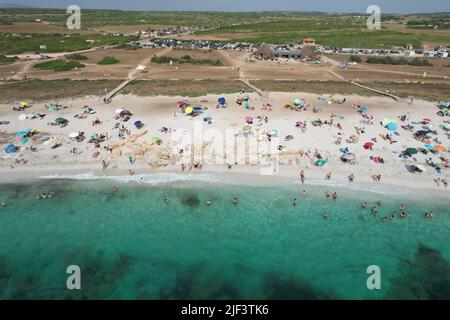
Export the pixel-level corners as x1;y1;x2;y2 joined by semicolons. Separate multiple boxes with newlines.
243;125;252;132
415;164;427;172
406;148;418;155
152;136;161;142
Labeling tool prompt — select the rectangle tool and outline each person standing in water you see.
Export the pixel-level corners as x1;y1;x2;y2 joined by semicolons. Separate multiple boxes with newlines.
300;170;305;184
232;197;238;205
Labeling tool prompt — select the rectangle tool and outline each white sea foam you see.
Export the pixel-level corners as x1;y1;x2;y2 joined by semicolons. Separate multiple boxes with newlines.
39;172;221;185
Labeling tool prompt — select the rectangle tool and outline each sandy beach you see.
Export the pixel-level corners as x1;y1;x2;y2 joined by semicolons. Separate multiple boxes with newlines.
1;92;449;192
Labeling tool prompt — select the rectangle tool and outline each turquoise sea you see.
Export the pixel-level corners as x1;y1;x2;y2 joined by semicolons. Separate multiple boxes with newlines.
0;175;449;300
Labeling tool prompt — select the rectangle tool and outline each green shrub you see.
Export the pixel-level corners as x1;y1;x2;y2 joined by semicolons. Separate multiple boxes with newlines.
65;53;88;60
349;55;362;63
366;56;432;66
34;60;86;71
151;55;222;66
97;56;119;65
0;54;18;64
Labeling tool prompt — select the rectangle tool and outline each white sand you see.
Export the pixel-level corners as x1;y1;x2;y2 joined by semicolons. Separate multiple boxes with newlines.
0;92;449;192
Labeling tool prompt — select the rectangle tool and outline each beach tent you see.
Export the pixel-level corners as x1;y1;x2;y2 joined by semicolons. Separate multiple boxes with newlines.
5;144;17;154
414;164;427;172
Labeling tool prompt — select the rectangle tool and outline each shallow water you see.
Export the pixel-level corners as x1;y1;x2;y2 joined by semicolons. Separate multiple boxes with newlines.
0;178;449;300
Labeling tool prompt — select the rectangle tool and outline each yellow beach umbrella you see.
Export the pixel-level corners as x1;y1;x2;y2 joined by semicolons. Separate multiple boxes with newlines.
185;106;194;115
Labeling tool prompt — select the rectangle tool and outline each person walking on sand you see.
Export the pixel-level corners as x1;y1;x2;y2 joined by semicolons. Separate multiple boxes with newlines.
443;179;448;189
325;172;332;181
300;170;305;184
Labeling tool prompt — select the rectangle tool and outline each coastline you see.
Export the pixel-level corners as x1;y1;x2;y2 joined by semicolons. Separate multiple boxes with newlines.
1;92;449;196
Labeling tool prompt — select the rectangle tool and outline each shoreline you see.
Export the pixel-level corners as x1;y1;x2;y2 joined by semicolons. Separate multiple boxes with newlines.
1;165;449;198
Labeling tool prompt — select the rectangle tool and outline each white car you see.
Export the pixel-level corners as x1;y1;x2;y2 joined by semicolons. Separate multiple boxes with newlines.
347;61;358;65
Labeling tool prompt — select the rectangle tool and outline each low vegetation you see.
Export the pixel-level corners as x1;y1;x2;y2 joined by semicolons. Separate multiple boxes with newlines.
65;53;88;60
97;56;119;65
0;54;18;64
151;55;222;66
366;56;433;66
33;59;86;71
0;33;137;55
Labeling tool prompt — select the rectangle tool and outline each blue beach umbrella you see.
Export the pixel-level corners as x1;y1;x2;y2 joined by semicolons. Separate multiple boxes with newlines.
387;123;397;131
5;144;17;153
218;97;226;105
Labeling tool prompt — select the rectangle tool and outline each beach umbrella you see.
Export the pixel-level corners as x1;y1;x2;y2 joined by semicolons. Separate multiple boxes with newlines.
20;102;28;107
242;125;252;132
69;132;79;138
185;106;194;115
435;145;447;152
423;118;432;123
364;142;374;149
416;130;431;136
256;135;264;142
55;117;68;124
424;144;434;150
340;147;350;153
316;159;327;167
405;148;418;155
152;136;161;142
293;98;301;106
193;106;203;112
415;164;427;172
387;123;397;131
18;114;27;121
218;97;226;105
115;109;125;114
245;116;253;123
5;144;17;153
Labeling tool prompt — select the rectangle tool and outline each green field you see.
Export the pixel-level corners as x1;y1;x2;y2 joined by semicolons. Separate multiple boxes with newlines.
0;9;449;49
0;33;137;55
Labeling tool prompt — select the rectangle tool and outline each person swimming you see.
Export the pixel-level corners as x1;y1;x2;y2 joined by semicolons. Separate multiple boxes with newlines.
323;212;330;220
376;200;382;206
425;211;433;220
292;198;297;206
232;197;238;205
164;198;169;205
301;190;307;197
325;191;331;198
382;216;389;223
0;201;6;207
206;200;213;206
372;206;378;216
112;187;119;193
332;192;338;200
362;202;368;209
